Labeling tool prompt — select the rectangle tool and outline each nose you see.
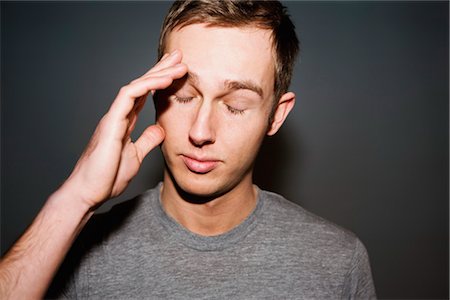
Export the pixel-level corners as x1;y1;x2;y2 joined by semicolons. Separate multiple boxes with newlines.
189;100;216;147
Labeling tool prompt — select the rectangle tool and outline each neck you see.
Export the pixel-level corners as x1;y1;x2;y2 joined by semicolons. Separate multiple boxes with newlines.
160;173;258;236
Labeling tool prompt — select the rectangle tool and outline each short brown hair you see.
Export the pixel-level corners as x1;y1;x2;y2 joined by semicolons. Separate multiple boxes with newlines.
158;0;299;110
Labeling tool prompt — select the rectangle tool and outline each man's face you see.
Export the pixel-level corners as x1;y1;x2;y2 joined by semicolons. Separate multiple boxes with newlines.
157;24;277;197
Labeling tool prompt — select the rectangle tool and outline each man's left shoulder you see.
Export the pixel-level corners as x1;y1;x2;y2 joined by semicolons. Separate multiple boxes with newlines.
254;189;376;298
259;189;362;252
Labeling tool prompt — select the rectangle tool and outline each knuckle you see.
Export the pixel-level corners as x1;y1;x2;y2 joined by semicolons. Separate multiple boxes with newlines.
129;78;141;85
119;85;130;95
99;114;109;125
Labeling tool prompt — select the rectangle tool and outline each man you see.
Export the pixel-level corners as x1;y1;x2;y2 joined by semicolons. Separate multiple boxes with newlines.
0;0;376;298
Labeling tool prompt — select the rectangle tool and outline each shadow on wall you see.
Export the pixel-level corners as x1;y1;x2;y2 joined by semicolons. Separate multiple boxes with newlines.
253;126;302;196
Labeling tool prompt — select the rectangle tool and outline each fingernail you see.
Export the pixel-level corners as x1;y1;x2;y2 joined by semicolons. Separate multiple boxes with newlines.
170;49;179;56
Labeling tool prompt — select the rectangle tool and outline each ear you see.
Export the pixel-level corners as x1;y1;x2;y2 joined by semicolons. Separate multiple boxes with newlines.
267;92;296;136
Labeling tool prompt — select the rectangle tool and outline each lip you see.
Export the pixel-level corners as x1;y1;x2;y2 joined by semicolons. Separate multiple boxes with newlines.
181;155;220;174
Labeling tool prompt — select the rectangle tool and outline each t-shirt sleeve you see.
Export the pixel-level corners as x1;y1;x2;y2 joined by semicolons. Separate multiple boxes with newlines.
45;214;107;299
45;197;145;299
341;238;377;299
45;241;84;299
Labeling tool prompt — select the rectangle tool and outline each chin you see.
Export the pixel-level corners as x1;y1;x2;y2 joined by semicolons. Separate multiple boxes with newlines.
163;154;249;201
177;174;226;197
166;167;236;202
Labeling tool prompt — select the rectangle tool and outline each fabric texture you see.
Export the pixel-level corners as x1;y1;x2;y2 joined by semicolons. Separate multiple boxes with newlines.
47;183;376;299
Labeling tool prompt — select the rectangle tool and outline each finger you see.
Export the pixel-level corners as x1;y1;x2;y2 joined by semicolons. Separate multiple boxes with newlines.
129;51;175;85
135;125;165;162
125;93;149;137
132;63;187;85
134;92;149;116
128;92;149;120
109;64;187;120
151;52;171;70
133;53;170;82
144;49;182;76
161;52;170;60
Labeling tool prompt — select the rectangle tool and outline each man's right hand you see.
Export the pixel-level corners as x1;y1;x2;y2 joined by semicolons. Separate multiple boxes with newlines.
0;50;187;300
60;49;187;211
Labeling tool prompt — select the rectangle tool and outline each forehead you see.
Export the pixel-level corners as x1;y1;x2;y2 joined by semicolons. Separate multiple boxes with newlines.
165;24;275;98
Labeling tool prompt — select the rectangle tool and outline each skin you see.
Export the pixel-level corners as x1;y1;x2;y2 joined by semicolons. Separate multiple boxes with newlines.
0;50;187;299
0;23;295;299
158;24;295;236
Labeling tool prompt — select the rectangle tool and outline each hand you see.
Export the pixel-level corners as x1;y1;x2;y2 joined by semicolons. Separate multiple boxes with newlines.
61;50;187;210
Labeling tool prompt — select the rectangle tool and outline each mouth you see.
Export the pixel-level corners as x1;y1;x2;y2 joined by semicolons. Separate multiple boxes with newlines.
181;155;220;174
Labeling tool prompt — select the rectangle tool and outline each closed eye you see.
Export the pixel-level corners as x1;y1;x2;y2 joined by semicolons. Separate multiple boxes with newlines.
172;95;193;103
226;104;245;115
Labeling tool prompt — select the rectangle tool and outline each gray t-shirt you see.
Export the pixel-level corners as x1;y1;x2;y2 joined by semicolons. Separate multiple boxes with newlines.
48;183;376;299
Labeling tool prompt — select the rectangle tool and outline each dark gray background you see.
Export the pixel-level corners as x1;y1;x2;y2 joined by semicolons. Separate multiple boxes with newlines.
1;1;448;298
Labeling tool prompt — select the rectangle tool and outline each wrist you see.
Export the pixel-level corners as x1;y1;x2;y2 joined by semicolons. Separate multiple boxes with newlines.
47;184;95;225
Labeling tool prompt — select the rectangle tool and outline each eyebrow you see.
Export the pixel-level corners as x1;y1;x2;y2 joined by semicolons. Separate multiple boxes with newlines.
224;79;264;98
186;71;264;98
185;71;199;85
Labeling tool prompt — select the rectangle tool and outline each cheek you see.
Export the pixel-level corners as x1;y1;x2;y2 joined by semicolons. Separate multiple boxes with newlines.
158;101;270;152
225;104;271;135
157;109;190;159
157;105;190;135
221;116;268;159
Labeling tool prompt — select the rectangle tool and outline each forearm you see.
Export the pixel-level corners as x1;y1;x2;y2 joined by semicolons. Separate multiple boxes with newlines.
0;187;94;299
0;50;179;299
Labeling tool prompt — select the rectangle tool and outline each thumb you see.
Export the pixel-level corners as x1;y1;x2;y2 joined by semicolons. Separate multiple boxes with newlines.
135;124;165;161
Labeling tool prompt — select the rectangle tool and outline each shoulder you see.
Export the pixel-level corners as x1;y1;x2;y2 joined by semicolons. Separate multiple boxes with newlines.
84;185;161;243
258;189;361;254
46;185;162;298
60;184;161;259
257;189;375;294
